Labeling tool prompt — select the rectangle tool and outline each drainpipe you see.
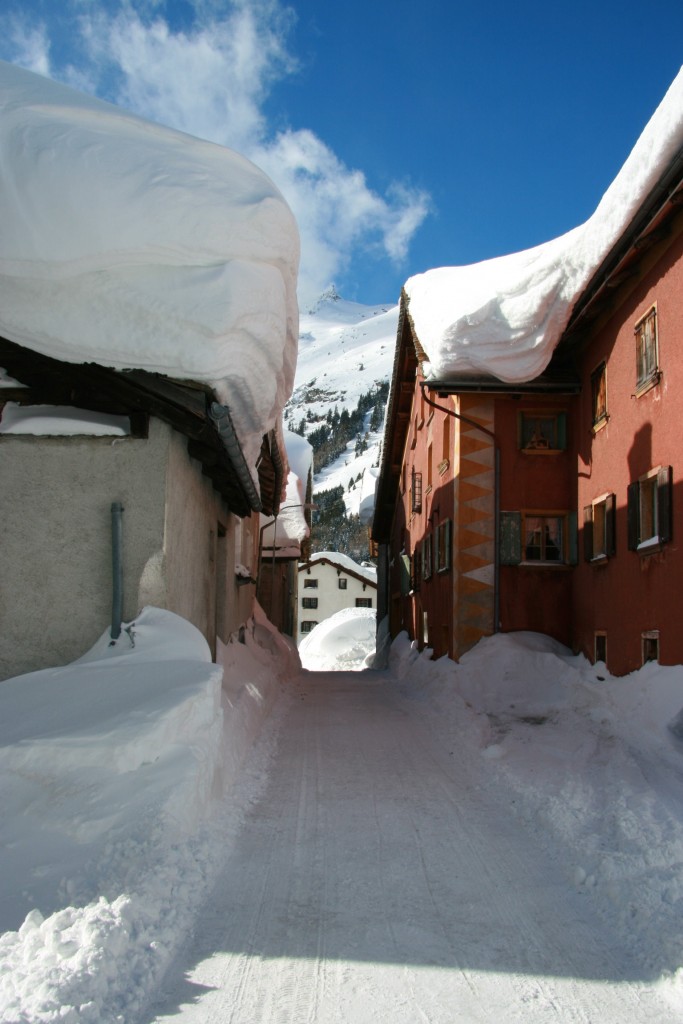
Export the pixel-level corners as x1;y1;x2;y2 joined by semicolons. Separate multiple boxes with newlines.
209;403;262;512
419;382;501;634
110;501;124;641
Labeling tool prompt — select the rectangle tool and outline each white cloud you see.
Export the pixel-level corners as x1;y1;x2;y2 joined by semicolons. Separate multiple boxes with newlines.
2;21;51;76
1;0;430;303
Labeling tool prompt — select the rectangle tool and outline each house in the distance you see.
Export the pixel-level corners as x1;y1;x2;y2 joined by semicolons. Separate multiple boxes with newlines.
297;552;377;643
0;62;299;680
373;67;683;676
257;430;313;638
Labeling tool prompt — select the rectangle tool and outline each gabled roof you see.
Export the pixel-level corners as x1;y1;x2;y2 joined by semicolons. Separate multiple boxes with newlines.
299;552;377;588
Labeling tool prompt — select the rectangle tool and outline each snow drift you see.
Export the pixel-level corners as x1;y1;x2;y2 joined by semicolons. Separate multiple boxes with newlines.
0;606;294;1024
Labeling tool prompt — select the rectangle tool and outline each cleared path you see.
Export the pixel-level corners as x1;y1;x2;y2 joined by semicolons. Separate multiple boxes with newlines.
147;670;675;1023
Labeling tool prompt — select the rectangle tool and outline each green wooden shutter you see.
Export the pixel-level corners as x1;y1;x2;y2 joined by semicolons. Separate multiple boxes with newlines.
583;505;593;562
606;493;616;556
556;412;567;451
500;511;522;565
567;510;578;565
400;553;411;595
658;465;673;543
627;482;640;550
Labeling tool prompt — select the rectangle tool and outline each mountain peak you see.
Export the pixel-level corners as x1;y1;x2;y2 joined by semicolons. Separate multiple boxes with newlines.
307;285;341;313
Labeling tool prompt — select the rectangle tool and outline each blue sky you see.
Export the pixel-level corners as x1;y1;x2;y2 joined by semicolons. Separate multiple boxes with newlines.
1;0;683;306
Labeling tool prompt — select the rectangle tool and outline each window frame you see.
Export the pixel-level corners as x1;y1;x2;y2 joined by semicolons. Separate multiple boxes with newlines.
642;630;660;665
523;512;567;564
590;362;608;430
300;620;318;633
500;510;578;566
435;519;452;573
338;577;348;590
411;469;423;514
355;597;373;608
518;411;567;453
302;596;319;609
594;632;607;665
583;493;616;563
303;577;319;589
635;306;659;396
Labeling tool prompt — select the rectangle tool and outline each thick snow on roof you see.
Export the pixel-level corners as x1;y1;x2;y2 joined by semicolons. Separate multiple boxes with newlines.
0;61;299;471
260;429;313;550
406;67;683;384
306;550;377;583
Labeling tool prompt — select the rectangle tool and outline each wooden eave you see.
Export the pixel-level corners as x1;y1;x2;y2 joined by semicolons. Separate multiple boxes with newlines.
371;295;418;544
299;556;377;589
0;335;257;517
257;431;286;518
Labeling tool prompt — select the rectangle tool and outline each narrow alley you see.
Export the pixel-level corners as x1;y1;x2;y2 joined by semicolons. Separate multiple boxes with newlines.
146;670;674;1024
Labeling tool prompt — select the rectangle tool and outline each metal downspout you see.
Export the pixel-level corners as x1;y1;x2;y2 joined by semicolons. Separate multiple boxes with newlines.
110;501;124;641
209;402;263;513
419;382;500;634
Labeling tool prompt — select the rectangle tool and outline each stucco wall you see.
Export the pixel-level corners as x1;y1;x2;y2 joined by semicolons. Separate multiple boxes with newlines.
162;430;253;653
572;221;683;674
297;559;376;643
0;419;169;679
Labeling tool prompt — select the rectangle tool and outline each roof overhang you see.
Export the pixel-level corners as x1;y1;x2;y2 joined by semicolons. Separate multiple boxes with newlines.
0;335;263;517
425;374;581;396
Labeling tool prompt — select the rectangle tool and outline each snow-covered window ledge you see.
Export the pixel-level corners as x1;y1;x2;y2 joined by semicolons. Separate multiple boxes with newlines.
636;536;662;555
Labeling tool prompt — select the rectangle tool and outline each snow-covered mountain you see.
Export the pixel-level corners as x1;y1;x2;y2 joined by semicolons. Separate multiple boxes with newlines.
285;289;398;525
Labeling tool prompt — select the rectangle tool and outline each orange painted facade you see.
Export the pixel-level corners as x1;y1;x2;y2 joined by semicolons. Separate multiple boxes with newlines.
374;166;683;675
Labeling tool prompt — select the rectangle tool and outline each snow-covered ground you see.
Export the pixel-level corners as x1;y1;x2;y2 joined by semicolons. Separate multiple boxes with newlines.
3;611;683;1022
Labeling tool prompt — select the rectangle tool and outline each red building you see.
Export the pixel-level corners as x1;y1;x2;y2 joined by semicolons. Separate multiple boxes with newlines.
373;118;683;676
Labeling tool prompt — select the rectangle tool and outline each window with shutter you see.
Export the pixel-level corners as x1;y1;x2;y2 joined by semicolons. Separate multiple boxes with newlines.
627;466;672;552
518;411;568;452
635;307;659;394
502;510;577;565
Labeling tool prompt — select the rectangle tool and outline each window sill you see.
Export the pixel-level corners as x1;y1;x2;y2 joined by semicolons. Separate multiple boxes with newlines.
634;372;660;398
591;416;609;435
520;448;564;456
438;459;450;476
637;536;662;555
519;561;572;570
589;554;608;566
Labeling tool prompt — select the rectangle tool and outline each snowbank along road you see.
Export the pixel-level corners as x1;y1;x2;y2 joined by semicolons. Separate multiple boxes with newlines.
148;669;676;1023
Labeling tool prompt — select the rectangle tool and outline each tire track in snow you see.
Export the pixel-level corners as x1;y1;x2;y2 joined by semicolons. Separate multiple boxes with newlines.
146;671;677;1024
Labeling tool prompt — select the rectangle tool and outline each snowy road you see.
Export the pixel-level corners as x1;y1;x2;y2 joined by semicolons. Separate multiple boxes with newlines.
147;670;675;1023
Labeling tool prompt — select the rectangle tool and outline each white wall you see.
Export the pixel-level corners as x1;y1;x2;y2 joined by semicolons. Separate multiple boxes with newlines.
297;558;377;643
0;420;168;678
0;418;258;679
